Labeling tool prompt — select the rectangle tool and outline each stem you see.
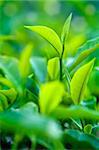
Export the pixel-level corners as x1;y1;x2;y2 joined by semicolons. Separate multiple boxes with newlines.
60;44;65;81
81;119;84;131
60;58;62;80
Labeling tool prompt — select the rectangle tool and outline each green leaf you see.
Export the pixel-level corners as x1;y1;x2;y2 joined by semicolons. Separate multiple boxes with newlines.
61;13;72;45
25;25;62;56
30;57;47;83
84;124;92;134
0;77;13;88
81;96;97;110
0;35;14;41
51;105;99;120
70;37;99;71
18;102;38;114
39;81;65;114
0;88;17;104
63;129;99;149
47;57;60;80
0;56;23;94
88;67;99;96
0;104;62;141
92;125;99;136
19;43;33;78
0;93;8;111
70;58;95;104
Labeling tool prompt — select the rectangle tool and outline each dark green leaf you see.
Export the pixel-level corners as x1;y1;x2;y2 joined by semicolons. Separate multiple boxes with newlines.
0;103;62;141
63;129;99;149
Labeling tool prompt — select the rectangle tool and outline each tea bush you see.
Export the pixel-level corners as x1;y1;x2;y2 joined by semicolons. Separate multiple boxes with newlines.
0;13;99;150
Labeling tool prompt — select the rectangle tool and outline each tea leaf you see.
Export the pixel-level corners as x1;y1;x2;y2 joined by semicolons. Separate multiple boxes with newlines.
61;13;72;44
70;58;95;104
25;25;62;56
84;124;92;134
0;77;13;88
0;93;8;110
0;35;14;41
0;104;62;140
30;57;47;83
0;56;23;94
47;57;60;80
63;129;99;149
52;105;99;120
39;81;64;114
0;88;17;103
70;37;99;71
20;43;33;78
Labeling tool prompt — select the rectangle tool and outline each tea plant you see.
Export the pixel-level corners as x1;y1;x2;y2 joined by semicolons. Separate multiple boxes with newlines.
0;14;99;150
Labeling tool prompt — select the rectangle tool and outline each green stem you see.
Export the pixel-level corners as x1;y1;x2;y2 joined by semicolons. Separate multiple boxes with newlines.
60;58;62;80
60;44;64;81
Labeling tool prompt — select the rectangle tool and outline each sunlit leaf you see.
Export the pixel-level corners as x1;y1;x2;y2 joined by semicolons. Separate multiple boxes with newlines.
19;43;33;78
61;13;72;45
47;57;60;80
25;25;62;56
39;81;65;114
70;58;95;104
70;37;99;71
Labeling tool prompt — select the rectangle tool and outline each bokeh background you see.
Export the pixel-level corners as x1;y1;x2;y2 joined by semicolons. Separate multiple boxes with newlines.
0;0;99;58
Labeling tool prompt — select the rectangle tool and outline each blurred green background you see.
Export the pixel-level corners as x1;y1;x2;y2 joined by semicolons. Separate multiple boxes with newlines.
0;0;99;58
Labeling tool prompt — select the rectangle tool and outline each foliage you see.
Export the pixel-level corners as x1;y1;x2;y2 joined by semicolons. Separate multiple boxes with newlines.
0;11;99;150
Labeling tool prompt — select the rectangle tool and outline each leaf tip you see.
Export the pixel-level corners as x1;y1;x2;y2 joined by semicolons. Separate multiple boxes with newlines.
24;26;31;29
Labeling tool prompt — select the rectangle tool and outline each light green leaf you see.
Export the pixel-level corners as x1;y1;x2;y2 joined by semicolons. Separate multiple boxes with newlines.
51;105;99;120
70;58;95;104
19;43;33;78
61;13;72;45
0;35;14;41
70;37;99;71
47;57;60;80
18;102;38;114
39;81;65;114
0;56;23;94
0;88;17;103
0;77;13;88
84;124;92;134
0;93;8;111
25;25;62;56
